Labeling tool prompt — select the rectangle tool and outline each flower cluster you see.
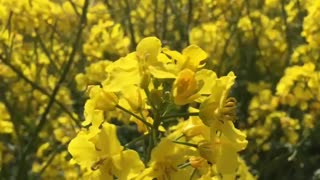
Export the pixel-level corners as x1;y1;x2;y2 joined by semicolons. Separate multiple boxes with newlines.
68;37;252;179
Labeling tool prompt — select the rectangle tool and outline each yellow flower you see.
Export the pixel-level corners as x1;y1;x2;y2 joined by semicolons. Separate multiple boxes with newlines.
182;108;210;138
103;54;141;92
0;103;13;134
173;68;201;105
89;85;119;111
136;36;161;65
195;69;218;97
163;44;208;71
82;85;119;126
199;72;236;126
198;134;243;177
0;120;13;134
102;37;176;92
122;85;146;112
136;37;176;79
276;63;315;96
83;100;104;126
68;122;144;179
137;138;195;180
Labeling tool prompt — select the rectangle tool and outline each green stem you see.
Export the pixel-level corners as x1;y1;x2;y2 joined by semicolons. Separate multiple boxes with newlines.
175;134;185;141
146;129;154;163
116;105;153;128
172;140;198;148
146;112;161;163
178;162;191;169
124;134;147;149
189;169;197;180
162;112;199;120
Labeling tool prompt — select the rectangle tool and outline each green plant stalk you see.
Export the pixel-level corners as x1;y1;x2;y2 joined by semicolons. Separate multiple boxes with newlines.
116;105;153;128
172;140;198;148
162;112;199;121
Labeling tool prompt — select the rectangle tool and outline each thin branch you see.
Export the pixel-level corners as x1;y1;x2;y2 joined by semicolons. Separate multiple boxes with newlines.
67;0;81;17
280;0;293;67
161;0;169;41
172;140;198;148
0;55;80;126
124;0;136;49
35;30;59;72
16;0;90;178
217;2;244;76
104;0;116;20
31;0;89;152
38;142;69;176
5;11;13;35
243;0;262;80
153;0;158;36
186;0;192;45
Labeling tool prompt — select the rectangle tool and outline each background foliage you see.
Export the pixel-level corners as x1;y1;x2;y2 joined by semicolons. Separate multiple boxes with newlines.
0;0;320;179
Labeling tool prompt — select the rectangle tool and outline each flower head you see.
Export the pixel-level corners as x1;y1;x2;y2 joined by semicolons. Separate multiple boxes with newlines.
199;72;236;126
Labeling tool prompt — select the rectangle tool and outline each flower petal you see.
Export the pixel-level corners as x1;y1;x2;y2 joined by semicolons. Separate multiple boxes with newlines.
68;134;99;168
112;150;145;180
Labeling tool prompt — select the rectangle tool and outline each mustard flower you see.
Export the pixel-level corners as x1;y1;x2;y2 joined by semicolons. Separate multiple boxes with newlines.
137;138;195;180
136;36;161;65
199;72;236;126
163;44;208;71
82;85;118;126
198;131;246;178
102;37;176;92
121;85;146;112
68;122;144;180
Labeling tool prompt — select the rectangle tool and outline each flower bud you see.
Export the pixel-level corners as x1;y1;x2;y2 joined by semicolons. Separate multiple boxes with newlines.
189;156;207;168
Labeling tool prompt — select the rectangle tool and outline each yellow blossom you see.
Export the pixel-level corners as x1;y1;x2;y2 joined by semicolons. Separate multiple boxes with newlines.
199;72;236;126
163;44;208;71
136;36;161;65
137;138;195;180
173;68;201;105
68;122;144;179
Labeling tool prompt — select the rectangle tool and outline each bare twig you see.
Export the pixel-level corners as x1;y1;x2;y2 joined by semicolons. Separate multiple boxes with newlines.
0;55;80;126
38;141;69;176
15;0;90;178
161;0;169;41
124;0;136;49
67;0;81;17
186;0;192;45
154;0;159;36
217;2;244;76
280;0;293;67
35;30;60;72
